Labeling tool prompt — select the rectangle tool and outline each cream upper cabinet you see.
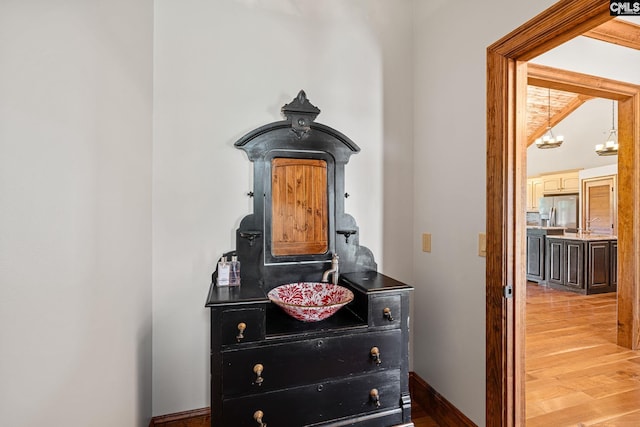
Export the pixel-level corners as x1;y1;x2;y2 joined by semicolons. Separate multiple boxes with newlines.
526;178;544;211
561;173;580;193
541;171;579;194
527;171;580;211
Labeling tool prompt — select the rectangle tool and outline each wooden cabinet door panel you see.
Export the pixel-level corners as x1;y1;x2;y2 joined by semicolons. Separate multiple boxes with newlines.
532;180;544;209
526;234;544;281
610;241;618;290
546;239;564;285
562;175;579;192
565;241;584;289
543;176;562;193
541;172;579;194
587;241;609;291
527;179;544;210
271;158;328;256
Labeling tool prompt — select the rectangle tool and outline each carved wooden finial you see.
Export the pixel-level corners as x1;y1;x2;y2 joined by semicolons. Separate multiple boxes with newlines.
281;90;321;138
297;90;307;104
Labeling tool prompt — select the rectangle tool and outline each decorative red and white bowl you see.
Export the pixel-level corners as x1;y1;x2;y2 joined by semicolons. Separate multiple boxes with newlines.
268;282;354;322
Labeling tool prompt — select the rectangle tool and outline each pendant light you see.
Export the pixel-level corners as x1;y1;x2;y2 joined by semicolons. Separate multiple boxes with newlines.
595;100;618;156
535;88;564;149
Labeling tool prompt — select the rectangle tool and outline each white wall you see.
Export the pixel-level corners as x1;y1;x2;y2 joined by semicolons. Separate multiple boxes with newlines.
579;164;617;181
152;0;413;416
532;33;640;86
527;98;618;176
6;1;632;424
411;1;557;425
527;32;640;176
0;1;153;426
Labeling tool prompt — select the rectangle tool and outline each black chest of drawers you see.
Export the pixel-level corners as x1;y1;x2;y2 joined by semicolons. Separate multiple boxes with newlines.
206;271;413;427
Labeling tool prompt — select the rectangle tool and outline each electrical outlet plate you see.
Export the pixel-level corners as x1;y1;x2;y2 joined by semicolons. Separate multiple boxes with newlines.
422;233;431;253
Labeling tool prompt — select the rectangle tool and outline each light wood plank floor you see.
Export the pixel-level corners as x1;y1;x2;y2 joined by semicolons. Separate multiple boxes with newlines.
526;282;640;426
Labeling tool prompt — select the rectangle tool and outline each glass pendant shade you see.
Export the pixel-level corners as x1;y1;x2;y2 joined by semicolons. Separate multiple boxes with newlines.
595;101;618;156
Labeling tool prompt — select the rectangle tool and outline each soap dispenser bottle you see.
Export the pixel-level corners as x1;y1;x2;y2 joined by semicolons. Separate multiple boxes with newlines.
216;256;230;287
229;255;241;287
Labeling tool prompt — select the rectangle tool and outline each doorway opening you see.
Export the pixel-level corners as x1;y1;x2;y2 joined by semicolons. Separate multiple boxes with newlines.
485;1;640;425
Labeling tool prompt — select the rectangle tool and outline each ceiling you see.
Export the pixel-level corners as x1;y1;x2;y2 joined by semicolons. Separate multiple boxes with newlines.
526;18;640;145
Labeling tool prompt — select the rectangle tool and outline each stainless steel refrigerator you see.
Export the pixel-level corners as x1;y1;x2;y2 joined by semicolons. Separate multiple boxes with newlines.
538;194;578;230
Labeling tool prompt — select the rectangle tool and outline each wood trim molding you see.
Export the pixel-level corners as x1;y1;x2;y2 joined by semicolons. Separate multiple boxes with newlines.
616;93;640;350
584;19;640;51
487;52;530;427
488;0;611;61
148;407;210;427
486;1;620;426
409;371;476;427
528;63;640;99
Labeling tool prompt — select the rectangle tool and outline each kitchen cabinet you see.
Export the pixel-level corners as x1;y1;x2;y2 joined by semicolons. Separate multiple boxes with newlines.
547;238;584;290
586;240;612;293
526;232;545;282
541;171;579;194
526;227;565;283
545;235;617;294
526;178;544;211
527;171;579;211
610;241;618;289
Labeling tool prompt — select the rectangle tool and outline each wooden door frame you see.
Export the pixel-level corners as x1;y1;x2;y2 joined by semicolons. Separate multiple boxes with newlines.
486;0;640;425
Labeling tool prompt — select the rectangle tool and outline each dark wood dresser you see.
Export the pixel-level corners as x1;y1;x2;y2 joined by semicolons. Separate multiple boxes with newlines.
205;91;413;426
206;271;412;426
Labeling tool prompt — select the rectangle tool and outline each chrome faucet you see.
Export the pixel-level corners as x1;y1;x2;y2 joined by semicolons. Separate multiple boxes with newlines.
321;254;339;285
586;217;600;233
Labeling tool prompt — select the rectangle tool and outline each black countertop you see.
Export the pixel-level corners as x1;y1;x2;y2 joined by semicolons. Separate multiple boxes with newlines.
205;281;268;307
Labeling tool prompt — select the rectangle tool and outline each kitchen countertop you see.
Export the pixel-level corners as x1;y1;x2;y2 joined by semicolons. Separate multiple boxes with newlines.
546;232;617;241
526;226;567;230
526;226;567;235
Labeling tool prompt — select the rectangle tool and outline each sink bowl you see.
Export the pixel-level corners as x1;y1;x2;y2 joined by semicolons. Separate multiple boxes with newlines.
268;282;354;322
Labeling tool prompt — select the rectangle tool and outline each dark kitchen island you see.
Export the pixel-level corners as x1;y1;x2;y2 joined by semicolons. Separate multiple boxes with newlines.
545;233;617;295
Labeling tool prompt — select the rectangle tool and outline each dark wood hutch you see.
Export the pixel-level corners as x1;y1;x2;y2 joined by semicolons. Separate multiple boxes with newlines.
206;91;413;426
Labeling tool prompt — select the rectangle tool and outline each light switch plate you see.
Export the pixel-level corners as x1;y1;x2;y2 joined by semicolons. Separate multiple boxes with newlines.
422;233;431;253
478;233;486;257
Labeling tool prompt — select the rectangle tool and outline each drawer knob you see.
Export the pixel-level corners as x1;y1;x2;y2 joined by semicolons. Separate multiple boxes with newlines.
253;363;264;386
236;322;247;342
370;388;380;407
383;307;394;321
253;410;267;426
370;346;382;365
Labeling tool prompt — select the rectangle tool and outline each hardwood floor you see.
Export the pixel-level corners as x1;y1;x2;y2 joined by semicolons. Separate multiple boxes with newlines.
412;400;440;427
526;282;640;426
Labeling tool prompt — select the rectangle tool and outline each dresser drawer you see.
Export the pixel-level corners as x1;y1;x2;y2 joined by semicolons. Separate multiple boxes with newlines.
370;294;401;328
222;369;401;427
221;329;401;396
220;307;265;346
